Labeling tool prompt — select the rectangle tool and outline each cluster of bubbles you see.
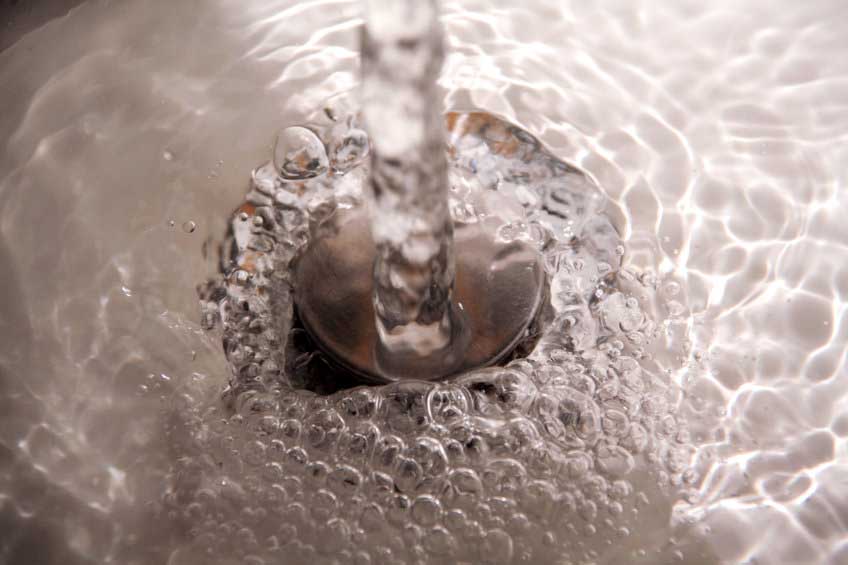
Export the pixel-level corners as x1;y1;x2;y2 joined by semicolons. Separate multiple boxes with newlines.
179;97;698;564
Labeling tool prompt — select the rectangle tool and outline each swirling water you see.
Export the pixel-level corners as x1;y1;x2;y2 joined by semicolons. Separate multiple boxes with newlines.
0;1;846;564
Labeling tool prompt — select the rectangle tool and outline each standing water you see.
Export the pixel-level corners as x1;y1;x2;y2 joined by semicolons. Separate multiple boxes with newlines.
1;1;847;565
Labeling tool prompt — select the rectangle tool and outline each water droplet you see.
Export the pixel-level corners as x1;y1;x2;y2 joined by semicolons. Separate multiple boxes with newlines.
182;220;197;233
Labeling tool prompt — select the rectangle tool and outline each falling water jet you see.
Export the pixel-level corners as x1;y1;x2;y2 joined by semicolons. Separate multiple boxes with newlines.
292;0;546;382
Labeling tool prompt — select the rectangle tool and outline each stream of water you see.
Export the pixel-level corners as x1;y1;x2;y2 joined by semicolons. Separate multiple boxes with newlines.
1;1;846;564
361;0;458;367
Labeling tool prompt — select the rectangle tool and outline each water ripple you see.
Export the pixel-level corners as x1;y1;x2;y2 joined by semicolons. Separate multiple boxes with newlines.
0;0;846;563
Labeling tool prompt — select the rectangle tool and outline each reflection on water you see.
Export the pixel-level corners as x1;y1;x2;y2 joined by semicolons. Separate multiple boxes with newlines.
0;0;846;564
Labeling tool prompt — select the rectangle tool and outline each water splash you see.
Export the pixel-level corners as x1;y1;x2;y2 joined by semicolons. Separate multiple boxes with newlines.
188;100;701;563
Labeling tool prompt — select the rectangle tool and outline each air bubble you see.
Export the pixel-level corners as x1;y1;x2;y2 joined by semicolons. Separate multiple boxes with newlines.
359;503;385;532
311;489;338;521
327;465;363;497
411;495;442;527
274;126;329;180
448;467;484;496
666;300;685;317
386;494;412;525
481;529;513;563
330;128;369;172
